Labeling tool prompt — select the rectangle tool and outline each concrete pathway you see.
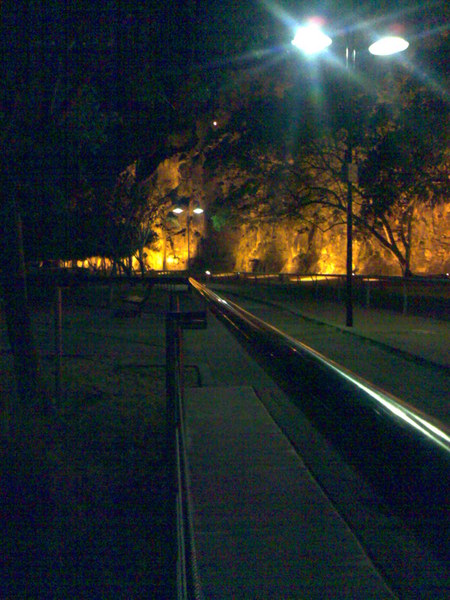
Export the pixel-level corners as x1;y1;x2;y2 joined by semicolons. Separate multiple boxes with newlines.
185;385;395;599
179;282;448;598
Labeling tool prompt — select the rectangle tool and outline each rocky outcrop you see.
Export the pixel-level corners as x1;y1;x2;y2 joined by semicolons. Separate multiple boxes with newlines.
139;148;449;276
212;208;449;276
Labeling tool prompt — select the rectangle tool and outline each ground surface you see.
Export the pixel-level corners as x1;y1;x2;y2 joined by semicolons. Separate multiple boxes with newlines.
1;279;448;598
1;284;171;599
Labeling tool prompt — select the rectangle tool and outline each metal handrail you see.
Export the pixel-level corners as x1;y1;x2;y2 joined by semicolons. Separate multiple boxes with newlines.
189;277;450;520
166;308;205;600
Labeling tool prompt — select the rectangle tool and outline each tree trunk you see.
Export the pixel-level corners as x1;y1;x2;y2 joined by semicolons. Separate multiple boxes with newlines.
137;246;146;277
403;206;414;277
0;191;48;420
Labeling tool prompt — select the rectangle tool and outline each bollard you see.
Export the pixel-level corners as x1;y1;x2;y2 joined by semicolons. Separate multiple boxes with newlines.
314;276;319;301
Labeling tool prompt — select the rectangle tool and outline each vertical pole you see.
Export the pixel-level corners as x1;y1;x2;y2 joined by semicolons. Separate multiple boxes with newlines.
108;279;115;307
345;45;356;327
402;279;408;314
187;215;191;273
366;278;371;309
162;231;167;271
55;286;62;405
346;172;353;326
166;314;176;462
165;313;177;596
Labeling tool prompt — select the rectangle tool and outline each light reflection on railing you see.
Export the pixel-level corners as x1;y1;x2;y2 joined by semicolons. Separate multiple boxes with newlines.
189;276;450;520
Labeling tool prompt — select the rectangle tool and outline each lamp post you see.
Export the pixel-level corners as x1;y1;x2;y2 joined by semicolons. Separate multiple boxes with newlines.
292;23;409;326
173;201;204;271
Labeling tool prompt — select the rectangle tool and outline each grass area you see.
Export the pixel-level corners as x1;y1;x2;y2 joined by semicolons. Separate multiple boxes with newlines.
225;278;450;320
1;285;172;598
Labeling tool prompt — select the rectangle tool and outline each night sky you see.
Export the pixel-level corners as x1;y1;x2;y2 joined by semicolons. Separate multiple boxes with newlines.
0;0;447;163
3;1;447;60
2;1;447;93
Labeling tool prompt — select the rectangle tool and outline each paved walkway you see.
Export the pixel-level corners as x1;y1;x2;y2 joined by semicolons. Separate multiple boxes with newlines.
176;282;448;599
185;386;395;599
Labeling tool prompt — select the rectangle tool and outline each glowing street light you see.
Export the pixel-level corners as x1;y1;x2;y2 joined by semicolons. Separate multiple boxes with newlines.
292;22;409;327
172;201;204;271
292;24;408;59
369;36;409;56
291;24;332;55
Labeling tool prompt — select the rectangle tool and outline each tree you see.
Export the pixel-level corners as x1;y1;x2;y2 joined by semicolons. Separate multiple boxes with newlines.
0;178;45;417
0;1;132;414
202;56;449;275
284;77;449;276
0;0;197;413
358;90;449;275
96;166;160;276
0;0;58;416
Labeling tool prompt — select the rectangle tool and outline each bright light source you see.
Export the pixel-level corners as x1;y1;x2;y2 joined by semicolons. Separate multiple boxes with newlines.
193;207;204;214
292;24;332;55
368;36;409;56
173;207;184;214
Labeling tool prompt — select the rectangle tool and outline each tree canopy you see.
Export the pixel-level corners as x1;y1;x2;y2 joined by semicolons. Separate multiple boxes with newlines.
0;0;448;412
199;41;449;275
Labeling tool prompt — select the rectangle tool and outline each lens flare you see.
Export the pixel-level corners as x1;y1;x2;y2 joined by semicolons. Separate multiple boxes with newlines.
368;36;409;56
291;24;332;55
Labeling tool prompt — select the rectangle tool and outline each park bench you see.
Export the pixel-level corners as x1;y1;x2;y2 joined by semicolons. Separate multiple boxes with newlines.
113;281;155;317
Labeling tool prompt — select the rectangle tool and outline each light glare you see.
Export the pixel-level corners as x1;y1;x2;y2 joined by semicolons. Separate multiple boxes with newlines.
369;36;409;56
291;24;332;55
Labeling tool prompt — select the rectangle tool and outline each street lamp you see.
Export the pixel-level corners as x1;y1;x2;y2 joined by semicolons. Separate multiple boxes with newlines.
368;36;409;56
291;24;332;55
173;201;204;271
292;23;409;326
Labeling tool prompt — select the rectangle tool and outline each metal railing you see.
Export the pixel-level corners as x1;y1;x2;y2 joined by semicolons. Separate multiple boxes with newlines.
189;277;450;524
166;304;206;600
202;271;450;318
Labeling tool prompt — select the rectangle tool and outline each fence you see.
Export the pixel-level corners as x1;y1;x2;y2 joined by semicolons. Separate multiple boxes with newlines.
203;272;450;318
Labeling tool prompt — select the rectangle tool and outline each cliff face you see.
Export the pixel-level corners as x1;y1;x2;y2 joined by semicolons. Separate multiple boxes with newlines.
148;149;449;276
212;209;450;276
217;216;438;275
412;202;450;275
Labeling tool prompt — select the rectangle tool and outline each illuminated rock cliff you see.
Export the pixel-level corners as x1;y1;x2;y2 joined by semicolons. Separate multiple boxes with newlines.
147;148;449;276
